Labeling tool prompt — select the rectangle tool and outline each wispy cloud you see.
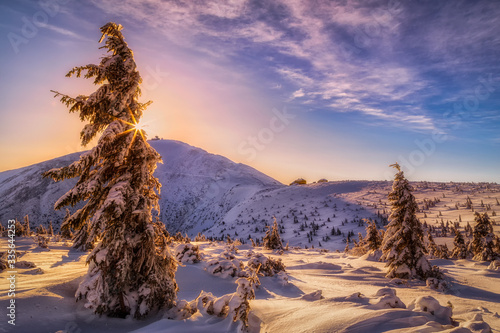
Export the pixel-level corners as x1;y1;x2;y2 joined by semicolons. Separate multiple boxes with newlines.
43;23;85;39
87;0;500;133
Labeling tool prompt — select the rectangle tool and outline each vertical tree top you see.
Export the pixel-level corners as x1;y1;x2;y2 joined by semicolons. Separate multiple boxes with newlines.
389;163;401;172
51;22;150;146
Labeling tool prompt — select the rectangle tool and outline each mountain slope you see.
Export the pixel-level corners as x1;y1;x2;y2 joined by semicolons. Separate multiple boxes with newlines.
151;140;283;233
0;140;282;232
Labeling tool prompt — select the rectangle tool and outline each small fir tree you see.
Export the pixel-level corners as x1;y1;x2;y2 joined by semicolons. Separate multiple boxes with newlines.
14;219;24;237
43;22;177;318
23;215;31;236
381;163;435;280
262;217;284;250
470;212;497;261
365;221;382;251
450;229;469;259
48;221;54;236
233;268;260;331
424;231;438;258
61;209;73;239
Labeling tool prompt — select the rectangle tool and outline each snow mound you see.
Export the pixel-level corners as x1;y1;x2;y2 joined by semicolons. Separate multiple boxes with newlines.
487;260;500;271
460;313;492;333
300;290;324;301
408;296;452;325
372;288;406;309
288;261;342;271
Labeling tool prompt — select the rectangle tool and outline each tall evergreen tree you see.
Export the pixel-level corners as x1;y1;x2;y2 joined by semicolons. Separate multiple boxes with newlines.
470;212;497;261
43;22;177;318
381;163;435;280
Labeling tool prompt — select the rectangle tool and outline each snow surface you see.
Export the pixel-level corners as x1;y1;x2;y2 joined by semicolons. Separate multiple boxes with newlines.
1;140;499;332
1;238;499;332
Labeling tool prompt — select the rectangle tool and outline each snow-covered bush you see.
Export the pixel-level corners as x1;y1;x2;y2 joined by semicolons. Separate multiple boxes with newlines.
247;252;286;277
205;258;244;278
0;253;7;271
174;243;202;264
372;288;406;309
426;277;448;291
16;261;36;269
221;243;239;260
196;291;231;317
37;235;50;249
165;299;197;320
408;296;452;325
194;270;260;331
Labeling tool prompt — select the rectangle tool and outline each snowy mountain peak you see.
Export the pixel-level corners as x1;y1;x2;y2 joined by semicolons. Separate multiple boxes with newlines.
0;140;282;233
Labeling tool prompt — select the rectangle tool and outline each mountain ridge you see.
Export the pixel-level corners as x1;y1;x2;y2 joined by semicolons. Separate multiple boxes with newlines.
0;139;283;232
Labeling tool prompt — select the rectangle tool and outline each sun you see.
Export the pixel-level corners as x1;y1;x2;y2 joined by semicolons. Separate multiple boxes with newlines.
114;108;149;155
133;119;146;132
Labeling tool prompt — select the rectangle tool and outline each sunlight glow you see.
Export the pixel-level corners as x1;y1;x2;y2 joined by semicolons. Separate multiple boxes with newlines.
112;108;149;159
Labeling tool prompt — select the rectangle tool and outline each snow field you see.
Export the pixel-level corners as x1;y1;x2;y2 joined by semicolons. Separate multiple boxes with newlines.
2;238;498;332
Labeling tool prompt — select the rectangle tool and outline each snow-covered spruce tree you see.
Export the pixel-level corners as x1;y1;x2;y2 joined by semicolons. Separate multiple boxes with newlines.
470;212;497;261
424;231;438;258
262;217;284;251
365;221;382;251
450;229;469;259
381;163;438;280
23;215;31;237
43;22;178;318
61;209;73;239
48;221;54;236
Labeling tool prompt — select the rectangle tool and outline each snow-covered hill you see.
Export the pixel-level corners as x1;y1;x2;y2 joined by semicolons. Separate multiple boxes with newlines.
0;140;282;233
2;140;498;252
150;140;282;233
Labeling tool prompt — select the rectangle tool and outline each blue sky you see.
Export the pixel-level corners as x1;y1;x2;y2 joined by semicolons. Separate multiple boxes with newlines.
1;0;499;183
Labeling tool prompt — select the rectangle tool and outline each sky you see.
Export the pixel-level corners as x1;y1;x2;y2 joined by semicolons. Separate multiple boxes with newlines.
1;0;499;184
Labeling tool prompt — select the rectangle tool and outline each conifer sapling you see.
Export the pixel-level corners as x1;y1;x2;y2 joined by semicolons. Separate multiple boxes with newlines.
262;217;284;251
